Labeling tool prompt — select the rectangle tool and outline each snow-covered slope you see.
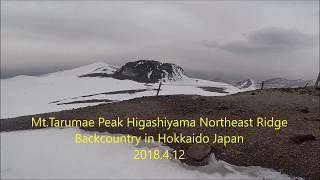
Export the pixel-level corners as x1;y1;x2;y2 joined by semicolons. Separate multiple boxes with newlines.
235;78;312;90
1;128;297;179
46;62;118;77
1;61;240;118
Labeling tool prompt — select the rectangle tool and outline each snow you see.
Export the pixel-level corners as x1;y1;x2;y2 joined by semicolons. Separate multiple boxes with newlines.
44;62;118;77
1;63;240;119
0;128;297;179
147;71;153;79
1;74;145;118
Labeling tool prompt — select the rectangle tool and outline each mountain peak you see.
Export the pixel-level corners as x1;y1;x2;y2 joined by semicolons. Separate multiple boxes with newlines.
112;60;185;83
236;79;257;89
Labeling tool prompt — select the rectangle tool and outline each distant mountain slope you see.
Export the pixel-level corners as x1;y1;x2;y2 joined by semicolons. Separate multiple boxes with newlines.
45;62;118;77
262;78;309;88
235;78;312;90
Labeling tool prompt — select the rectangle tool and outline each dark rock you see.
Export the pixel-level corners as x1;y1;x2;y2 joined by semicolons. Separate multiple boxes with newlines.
236;79;254;89
79;73;112;78
112;60;184;83
313;87;320;96
217;106;229;110
290;134;316;144
185;143;212;166
199;87;228;93
296;107;309;113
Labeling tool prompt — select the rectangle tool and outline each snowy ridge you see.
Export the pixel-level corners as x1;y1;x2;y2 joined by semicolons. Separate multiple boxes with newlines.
45;62;118;77
1;61;240;119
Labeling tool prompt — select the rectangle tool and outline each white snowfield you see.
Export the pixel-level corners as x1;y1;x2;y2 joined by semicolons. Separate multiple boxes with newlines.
1;62;240;119
1;128;297;180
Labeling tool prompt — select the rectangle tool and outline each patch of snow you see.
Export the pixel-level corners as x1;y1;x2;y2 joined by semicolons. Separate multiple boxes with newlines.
147;71;153;79
1;128;298;180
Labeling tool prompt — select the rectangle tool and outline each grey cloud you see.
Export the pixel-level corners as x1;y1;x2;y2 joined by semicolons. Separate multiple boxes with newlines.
2;2;200;44
204;27;317;54
202;41;219;48
1;1;319;80
248;28;315;49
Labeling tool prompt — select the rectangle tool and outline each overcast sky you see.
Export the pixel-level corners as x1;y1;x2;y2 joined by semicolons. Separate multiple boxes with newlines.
1;1;319;80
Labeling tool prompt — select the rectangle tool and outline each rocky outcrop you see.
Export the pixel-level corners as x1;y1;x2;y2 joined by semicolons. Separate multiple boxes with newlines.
112;60;185;83
236;79;257;89
185;143;213;166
